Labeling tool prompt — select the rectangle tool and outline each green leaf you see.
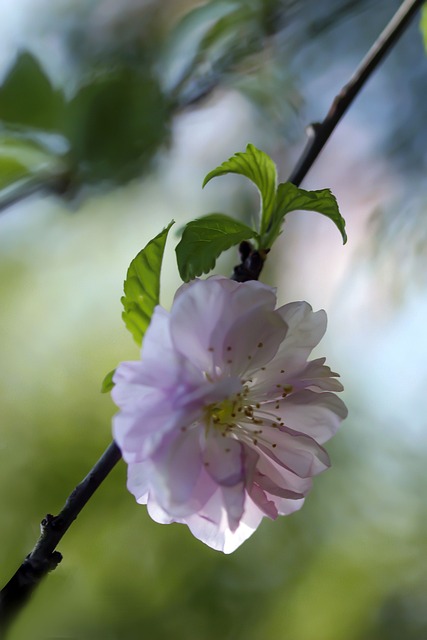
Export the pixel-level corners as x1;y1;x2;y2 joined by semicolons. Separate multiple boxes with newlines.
66;68;169;184
421;4;427;52
176;213;257;281
0;155;29;190
101;369;116;393
121;221;174;346
162;1;271;105
0;136;66;192
263;182;347;247
0;51;65;132
0;134;66;200
203;144;277;233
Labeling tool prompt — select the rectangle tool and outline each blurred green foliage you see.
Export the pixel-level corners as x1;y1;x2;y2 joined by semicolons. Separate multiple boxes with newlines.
0;0;298;208
0;51;170;194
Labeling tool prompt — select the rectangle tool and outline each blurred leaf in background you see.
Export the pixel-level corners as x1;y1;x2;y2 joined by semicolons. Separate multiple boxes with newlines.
0;0;302;208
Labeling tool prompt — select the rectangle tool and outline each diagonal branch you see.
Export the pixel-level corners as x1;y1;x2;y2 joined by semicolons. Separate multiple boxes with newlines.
0;442;121;636
232;0;424;282
288;0;425;187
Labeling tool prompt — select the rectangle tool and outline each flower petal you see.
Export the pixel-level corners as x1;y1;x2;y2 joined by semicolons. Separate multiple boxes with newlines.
221;306;287;377
269;494;306;516
249;484;278;519
127;460;152;503
150;428;204;514
249;357;343;400
185;491;265;553
203;432;245;486
112;393;180;463
271;389;348;444
256;451;313;497
221;482;246;532
170;277;277;375
276;302;327;369
254;425;330;477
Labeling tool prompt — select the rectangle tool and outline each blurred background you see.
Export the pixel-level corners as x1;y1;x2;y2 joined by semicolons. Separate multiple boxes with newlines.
0;0;427;638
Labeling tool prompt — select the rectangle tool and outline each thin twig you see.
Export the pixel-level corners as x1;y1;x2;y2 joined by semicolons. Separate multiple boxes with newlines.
0;173;71;214
288;0;425;187
231;0;424;282
0;442;121;636
0;0;424;634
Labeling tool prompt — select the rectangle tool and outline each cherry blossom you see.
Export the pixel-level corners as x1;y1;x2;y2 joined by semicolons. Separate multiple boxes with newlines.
112;276;347;553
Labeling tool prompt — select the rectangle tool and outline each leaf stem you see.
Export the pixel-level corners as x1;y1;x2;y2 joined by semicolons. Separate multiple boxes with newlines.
288;0;425;187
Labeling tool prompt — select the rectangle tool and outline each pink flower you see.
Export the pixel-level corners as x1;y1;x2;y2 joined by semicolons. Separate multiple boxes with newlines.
112;276;347;553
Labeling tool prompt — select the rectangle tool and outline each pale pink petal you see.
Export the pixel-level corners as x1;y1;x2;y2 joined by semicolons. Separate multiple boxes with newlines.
254;425;330;477
249;357;343;399
203;433;245;486
176;375;242;412
112;362;158;408
150;429;204;513
276;302;327;369
170;278;277;375
127;460;152;503
253;471;305;500
202;435;262;532
221;307;286;377
256;452;313;496
146;497;175;524
112;395;181;463
270;389;348;444
287;358;344;392
221;482;246;531
249;484;278;519
269;494;306;516
185;491;265;553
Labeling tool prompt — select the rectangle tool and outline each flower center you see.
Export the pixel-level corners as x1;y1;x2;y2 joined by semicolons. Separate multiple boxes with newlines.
203;381;292;447
205;386;262;434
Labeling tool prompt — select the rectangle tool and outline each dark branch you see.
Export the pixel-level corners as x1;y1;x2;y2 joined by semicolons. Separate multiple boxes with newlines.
232;0;424;280
0;173;72;215
0;442;121;635
288;0;425;187
231;241;270;283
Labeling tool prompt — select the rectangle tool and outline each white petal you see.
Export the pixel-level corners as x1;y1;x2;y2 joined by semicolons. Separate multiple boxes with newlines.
275;302;327;369
203;433;245;486
286;358;344;392
270;494;306;516
146;497;175;524
221;306;286;377
112;393;184;462
139;306;204;392
254;425;330;477
271;389;348;444
249;484;278;519
150;429;203;511
221;482;246;532
127;460;152;503
256;452;313;496
249;357;343;399
185;491;265;553
170;278;277;375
